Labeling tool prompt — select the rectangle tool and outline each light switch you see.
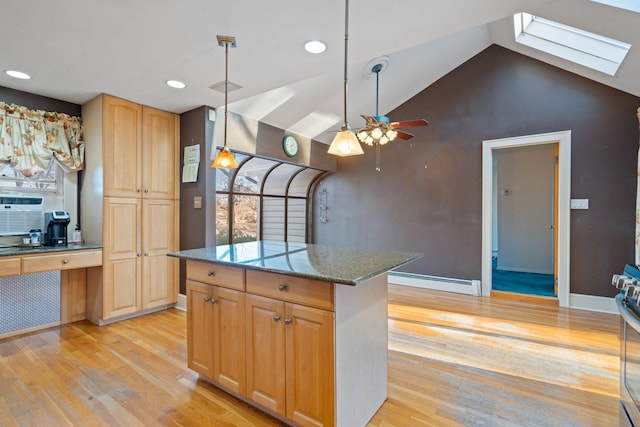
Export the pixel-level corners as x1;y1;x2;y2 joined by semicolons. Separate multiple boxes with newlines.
570;199;589;209
194;196;202;209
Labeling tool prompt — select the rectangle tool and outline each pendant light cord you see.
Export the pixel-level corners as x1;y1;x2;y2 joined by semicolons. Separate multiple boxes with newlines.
223;41;229;149
342;0;350;130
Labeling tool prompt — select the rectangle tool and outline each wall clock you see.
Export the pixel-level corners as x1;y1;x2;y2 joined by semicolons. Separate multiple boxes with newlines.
283;134;299;157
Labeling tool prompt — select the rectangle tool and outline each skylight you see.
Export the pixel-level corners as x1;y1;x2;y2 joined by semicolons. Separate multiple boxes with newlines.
591;0;640;13
513;12;631;76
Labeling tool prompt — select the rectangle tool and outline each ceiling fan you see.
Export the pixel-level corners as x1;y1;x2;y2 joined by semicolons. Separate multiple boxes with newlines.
355;61;429;171
356;62;429;146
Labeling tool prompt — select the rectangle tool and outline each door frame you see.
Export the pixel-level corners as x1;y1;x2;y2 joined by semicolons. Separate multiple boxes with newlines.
481;130;571;307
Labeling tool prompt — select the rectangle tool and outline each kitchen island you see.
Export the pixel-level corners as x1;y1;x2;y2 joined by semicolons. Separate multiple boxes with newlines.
169;240;421;427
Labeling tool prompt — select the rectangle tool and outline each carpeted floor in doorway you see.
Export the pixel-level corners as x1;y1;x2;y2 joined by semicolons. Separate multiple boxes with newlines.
492;257;555;297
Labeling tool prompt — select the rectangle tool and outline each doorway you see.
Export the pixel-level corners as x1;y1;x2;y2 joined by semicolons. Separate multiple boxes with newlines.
492;144;556;297
481;131;571;307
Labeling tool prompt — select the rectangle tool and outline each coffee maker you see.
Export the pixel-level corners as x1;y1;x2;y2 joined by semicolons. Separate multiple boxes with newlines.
45;211;71;246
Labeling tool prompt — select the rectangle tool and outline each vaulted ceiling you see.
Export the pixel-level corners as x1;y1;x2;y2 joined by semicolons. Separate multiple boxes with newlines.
1;0;638;143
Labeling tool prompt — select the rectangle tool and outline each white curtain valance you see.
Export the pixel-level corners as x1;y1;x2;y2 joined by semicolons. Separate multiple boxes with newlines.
0;102;84;178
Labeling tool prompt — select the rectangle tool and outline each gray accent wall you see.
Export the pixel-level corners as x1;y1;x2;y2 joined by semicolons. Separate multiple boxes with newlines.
314;45;640;298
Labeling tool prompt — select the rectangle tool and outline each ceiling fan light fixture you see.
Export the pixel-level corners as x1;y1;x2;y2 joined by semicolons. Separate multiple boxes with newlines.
211;35;239;170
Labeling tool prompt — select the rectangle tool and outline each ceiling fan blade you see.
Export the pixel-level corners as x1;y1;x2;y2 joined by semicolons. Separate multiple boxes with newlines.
391;119;429;129
395;130;414;140
361;115;379;125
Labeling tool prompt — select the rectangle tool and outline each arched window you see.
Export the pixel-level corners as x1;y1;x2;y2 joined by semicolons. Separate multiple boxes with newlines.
214;153;326;245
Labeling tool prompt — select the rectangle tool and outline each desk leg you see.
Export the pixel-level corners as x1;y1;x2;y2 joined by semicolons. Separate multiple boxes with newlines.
61;269;87;324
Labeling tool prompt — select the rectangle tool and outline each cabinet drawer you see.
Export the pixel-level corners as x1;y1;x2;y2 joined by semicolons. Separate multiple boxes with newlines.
0;257;21;277
246;269;334;311
22;250;103;273
186;260;245;291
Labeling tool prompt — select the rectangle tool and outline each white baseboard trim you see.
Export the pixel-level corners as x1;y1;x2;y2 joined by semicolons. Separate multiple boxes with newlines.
389;273;617;314
569;293;616;314
388;272;481;296
176;293;186;311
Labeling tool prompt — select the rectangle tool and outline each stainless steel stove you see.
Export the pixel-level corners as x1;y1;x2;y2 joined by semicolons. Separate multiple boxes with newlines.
614;264;640;426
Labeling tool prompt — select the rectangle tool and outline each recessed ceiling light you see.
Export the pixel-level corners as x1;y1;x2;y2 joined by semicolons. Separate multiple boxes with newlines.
166;80;186;89
5;70;31;80
304;40;327;54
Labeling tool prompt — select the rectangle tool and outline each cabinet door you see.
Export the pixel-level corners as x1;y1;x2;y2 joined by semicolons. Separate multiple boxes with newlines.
142;106;178;199
103;95;143;198
246;294;286;415
187;280;213;377
285;303;335;427
103;198;142;318
141;199;178;309
212;287;246;395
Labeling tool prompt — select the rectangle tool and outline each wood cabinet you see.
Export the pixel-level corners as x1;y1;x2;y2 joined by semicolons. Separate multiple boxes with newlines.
82;94;179;325
186;261;335;427
0;257;21;277
102;97;178;200
245;294;334;427
186;279;246;396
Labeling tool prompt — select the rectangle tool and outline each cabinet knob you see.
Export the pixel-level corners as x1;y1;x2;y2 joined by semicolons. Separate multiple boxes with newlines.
144;188;149;193
144;252;149;257
278;284;287;291
136;253;141;257
273;314;281;322
284;318;292;325
207;271;215;277
204;296;210;302
62;259;69;264
211;298;218;304
137;188;141;193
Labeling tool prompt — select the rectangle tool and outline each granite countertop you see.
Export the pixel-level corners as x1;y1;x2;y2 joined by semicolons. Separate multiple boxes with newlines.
168;240;422;285
0;244;103;257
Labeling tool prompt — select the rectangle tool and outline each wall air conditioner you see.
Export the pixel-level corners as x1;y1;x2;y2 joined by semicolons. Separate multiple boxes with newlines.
0;195;45;236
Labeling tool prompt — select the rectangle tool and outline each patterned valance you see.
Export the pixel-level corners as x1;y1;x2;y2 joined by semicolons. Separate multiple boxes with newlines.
0;102;84;178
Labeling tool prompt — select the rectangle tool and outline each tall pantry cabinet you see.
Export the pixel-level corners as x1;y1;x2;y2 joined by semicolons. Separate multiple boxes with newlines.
82;94;180;324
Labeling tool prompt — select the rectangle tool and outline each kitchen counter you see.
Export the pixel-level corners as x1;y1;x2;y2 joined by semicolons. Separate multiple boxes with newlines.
0;243;103;257
171;241;421;427
168;240;421;285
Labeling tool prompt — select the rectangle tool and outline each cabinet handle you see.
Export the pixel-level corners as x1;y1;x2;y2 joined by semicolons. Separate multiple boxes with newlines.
284;318;292;325
204;296;210;302
273;314;281;322
278;284;287;291
62;259;69;264
211;298;218;304
207;271;215;277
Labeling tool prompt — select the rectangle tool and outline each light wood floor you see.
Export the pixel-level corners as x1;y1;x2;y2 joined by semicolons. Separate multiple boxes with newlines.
0;285;620;426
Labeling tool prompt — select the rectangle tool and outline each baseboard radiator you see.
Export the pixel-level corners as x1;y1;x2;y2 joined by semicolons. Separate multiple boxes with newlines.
388;271;482;296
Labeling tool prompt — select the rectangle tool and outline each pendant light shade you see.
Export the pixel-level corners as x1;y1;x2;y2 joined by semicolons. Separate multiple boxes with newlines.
327;0;363;157
327;129;363;156
211;35;239;169
211;146;238;168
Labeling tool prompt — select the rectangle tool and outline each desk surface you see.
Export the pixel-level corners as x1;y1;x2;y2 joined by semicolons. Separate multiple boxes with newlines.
0;244;102;257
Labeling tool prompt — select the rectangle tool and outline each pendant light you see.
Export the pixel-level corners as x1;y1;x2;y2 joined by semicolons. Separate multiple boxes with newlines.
327;0;364;157
211;35;239;169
